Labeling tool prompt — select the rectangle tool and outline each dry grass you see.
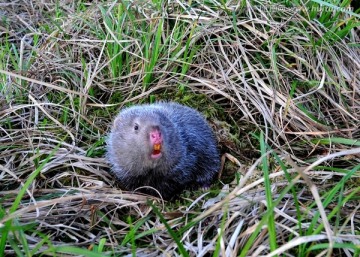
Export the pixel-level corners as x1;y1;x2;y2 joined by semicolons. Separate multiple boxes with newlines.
1;0;360;256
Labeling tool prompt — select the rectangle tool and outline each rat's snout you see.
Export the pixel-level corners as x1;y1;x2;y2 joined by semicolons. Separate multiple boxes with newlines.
150;126;162;144
150;126;163;159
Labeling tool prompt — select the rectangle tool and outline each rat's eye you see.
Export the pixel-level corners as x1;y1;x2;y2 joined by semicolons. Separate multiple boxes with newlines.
134;124;139;131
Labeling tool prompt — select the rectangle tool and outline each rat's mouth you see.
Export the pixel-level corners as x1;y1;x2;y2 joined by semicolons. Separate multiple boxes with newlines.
151;143;162;159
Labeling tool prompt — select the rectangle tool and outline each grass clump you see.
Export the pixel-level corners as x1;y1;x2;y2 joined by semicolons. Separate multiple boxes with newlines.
0;0;359;256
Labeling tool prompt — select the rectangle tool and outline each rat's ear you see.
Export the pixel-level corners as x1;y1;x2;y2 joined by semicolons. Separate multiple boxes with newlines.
113;117;121;129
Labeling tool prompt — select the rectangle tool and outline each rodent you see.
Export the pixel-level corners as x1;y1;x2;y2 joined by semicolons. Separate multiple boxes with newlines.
106;102;220;200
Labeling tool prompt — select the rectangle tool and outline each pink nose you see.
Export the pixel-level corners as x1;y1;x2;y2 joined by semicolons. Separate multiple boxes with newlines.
150;129;162;144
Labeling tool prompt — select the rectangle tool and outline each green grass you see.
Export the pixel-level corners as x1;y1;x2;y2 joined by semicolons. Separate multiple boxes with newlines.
260;132;278;253
0;145;60;255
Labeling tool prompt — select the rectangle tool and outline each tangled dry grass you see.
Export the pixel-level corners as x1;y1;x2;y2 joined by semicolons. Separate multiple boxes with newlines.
1;0;360;256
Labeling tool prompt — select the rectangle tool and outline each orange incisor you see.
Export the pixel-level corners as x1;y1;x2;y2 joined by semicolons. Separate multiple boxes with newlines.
153;143;161;154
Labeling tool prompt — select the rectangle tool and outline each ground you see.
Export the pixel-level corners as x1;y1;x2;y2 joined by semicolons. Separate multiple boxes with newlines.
0;0;359;256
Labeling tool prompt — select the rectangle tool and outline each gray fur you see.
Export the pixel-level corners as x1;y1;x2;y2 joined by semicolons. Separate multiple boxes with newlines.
106;102;220;200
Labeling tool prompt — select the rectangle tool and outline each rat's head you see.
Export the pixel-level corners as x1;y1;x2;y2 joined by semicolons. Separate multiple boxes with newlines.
109;106;179;174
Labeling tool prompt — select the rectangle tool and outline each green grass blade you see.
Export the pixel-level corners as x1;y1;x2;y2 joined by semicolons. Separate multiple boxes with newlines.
50;246;110;257
149;201;189;257
260;132;278;253
313;137;360;146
